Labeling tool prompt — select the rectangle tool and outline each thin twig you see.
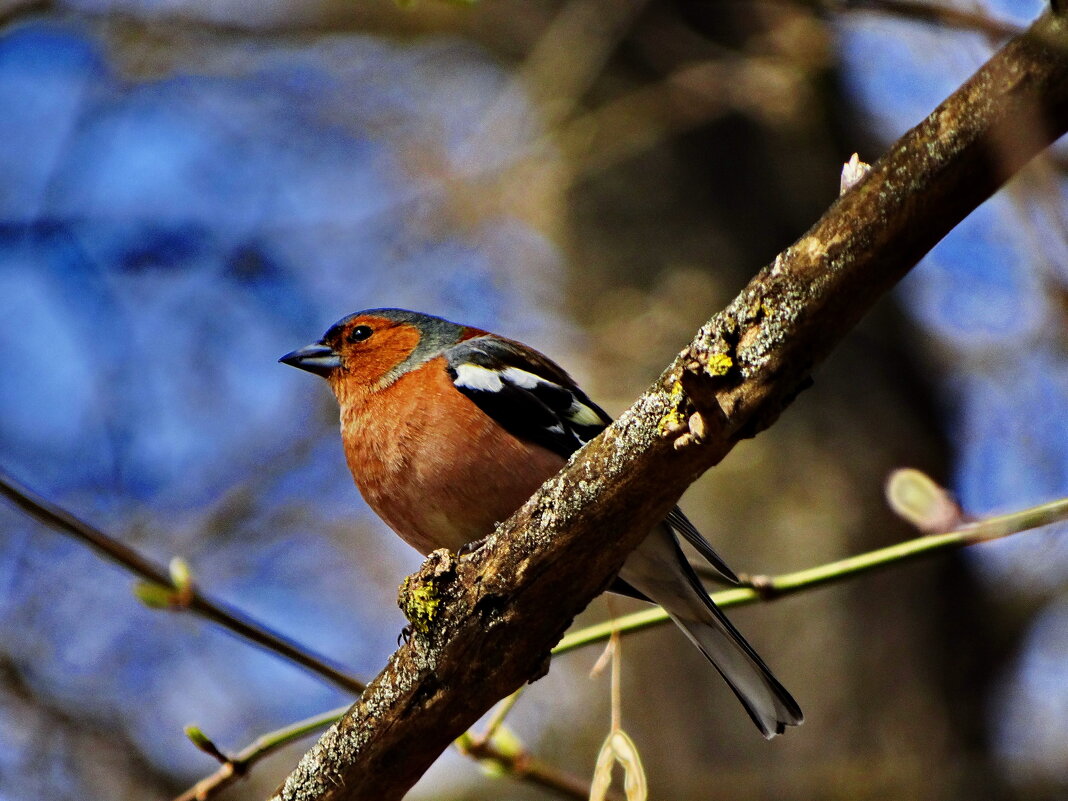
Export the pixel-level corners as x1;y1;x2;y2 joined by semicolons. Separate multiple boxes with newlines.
459;734;623;801
472;690;525;747
844;0;1022;37
182;695;609;801
554;495;1068;655
0;469;365;695
0;469;608;801
770;0;1025;38
174;706;351;801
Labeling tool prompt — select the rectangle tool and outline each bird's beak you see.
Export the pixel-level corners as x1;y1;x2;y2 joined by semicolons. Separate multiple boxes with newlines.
279;342;342;377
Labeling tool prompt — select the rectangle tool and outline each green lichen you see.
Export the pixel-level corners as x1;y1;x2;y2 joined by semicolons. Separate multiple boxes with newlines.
399;575;443;637
705;352;733;377
657;379;687;435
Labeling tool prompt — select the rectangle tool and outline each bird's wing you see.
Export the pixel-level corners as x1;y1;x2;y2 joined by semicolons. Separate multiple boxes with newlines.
444;334;738;586
444;335;610;459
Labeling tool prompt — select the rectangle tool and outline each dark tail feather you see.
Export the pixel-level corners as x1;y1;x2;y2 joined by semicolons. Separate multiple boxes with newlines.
667;599;803;738
620;526;802;737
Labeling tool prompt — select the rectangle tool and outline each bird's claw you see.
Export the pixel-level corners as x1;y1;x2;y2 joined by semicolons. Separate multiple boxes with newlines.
456;535;492;557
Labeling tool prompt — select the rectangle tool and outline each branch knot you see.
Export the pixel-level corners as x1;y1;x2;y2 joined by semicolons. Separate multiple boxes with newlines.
399;550;460;640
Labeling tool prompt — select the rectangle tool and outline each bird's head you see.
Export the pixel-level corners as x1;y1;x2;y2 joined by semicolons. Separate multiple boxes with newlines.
280;308;475;399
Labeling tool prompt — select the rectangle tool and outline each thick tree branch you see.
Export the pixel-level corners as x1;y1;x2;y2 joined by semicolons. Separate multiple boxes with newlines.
274;12;1068;801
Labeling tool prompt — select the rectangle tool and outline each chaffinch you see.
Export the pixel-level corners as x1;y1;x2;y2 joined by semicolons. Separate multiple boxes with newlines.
281;308;802;737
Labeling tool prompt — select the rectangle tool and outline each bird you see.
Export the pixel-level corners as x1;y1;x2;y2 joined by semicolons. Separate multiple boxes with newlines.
280;308;802;737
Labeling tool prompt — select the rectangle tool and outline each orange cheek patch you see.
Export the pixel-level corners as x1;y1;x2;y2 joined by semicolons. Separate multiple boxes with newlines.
344;318;422;387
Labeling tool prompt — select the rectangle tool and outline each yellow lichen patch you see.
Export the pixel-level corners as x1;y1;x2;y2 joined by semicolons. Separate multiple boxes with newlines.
705;352;733;376
657;380;687;436
399;574;442;637
745;296;764;320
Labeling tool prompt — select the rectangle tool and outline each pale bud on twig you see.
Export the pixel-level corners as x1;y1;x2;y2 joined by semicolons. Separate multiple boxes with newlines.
885;468;965;533
840;152;872;195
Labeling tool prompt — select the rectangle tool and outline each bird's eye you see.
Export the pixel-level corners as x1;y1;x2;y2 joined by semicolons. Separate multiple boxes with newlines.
347;325;373;343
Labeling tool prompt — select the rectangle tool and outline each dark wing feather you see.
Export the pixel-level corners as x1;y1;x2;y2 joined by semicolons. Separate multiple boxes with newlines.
444;335;738;589
444;335;610;459
666;507;739;584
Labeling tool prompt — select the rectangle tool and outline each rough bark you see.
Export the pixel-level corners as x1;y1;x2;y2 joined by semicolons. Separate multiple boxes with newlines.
274;11;1068;801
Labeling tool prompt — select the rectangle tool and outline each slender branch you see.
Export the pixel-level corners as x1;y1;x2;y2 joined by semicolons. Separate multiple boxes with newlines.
2;467;618;801
555;494;1068;655
180;697;608;801
453;688;621;801
823;0;1023;38
457;733;624;801
0;469;365;696
0;468;608;801
174;706;351;801
747;0;1023;38
471;691;525;746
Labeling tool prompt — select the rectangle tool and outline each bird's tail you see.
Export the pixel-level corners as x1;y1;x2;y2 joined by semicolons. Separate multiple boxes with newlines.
665;590;803;738
619;526;803;738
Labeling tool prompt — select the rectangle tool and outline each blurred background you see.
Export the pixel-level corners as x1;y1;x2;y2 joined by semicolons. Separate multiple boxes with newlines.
0;0;1066;799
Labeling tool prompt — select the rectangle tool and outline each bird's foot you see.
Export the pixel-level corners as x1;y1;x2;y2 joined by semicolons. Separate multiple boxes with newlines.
456;534;493;557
